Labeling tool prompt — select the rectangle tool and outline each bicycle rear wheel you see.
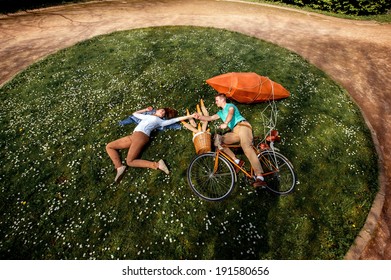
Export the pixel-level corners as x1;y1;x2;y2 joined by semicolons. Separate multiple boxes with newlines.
187;152;236;201
258;150;296;195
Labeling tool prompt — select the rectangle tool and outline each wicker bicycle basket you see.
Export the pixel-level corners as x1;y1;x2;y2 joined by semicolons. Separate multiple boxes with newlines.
192;131;212;155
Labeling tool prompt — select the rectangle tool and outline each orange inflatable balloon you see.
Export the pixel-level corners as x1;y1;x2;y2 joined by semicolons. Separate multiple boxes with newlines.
206;72;289;104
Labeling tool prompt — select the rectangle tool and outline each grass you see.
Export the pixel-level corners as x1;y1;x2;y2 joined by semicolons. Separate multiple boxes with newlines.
0;26;378;259
0;0;90;14
247;0;391;22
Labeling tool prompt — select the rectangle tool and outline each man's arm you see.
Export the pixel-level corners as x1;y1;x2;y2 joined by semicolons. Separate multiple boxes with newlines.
219;107;234;129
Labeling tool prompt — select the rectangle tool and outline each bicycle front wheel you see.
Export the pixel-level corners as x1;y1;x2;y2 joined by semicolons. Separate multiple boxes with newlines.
259;150;296;195
187;152;236;201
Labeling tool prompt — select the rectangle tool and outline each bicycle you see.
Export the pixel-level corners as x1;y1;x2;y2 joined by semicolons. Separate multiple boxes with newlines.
186;129;297;201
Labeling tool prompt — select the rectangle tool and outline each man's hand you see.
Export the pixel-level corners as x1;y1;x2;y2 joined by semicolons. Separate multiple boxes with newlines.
219;123;228;129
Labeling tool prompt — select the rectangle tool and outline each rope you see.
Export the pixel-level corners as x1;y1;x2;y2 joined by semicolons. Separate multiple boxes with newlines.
258;77;279;142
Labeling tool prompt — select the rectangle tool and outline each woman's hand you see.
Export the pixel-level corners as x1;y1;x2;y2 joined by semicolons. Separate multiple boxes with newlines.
146;106;153;111
179;113;197;122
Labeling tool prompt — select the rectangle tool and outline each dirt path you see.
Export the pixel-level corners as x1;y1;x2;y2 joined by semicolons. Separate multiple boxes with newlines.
1;0;390;259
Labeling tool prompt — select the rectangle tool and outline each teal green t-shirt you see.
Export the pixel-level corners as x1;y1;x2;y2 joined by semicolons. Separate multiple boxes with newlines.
217;103;246;130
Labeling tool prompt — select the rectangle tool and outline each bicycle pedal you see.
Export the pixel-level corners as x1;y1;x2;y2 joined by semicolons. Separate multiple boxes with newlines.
252;179;267;188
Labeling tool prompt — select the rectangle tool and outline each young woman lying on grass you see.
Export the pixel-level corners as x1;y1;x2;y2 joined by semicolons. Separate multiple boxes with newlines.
106;106;196;184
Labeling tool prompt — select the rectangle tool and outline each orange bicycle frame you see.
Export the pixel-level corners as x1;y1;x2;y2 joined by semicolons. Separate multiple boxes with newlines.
213;144;279;178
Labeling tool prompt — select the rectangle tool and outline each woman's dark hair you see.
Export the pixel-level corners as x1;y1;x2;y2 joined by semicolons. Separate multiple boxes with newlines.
164;107;178;119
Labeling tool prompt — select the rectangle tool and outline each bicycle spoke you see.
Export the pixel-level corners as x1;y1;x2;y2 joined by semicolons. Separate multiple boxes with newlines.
213;173;233;177
187;153;235;201
259;151;296;195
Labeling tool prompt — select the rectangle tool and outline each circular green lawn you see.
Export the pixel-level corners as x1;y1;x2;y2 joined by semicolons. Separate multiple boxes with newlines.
0;27;378;259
